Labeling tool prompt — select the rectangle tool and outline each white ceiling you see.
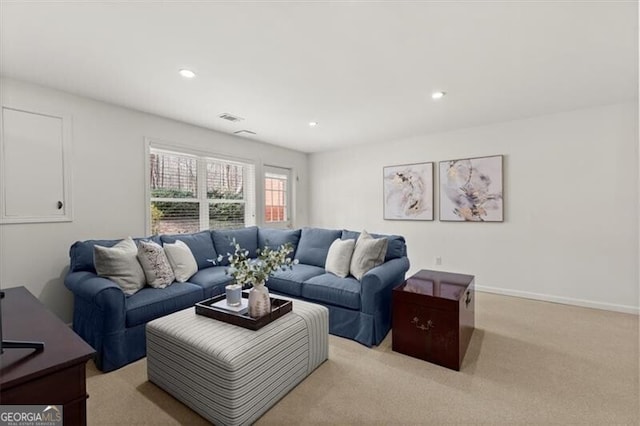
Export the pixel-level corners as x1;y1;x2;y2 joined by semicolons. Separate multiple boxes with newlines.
1;1;637;153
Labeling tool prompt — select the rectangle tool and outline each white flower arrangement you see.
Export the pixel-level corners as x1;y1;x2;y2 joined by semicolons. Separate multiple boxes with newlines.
214;239;298;287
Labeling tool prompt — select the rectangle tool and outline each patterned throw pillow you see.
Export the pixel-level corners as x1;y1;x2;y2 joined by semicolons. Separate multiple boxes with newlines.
137;240;175;288
94;237;146;295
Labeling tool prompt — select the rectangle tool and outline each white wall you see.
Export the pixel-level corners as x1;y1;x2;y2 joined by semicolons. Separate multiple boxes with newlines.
0;78;309;322
309;102;639;314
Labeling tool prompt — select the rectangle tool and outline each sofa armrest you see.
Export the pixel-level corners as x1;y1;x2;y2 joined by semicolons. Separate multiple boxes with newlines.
65;271;119;300
65;271;126;333
360;257;410;315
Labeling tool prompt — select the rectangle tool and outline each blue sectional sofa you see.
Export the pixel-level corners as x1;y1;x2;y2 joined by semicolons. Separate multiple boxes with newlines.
65;226;410;371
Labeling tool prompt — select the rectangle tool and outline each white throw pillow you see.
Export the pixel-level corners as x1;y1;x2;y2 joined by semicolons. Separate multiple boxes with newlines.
350;230;388;281
94;237;146;295
137;240;175;288
325;238;356;278
164;239;198;283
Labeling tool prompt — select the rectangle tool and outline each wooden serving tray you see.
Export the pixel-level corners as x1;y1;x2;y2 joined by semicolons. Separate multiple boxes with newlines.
195;292;292;330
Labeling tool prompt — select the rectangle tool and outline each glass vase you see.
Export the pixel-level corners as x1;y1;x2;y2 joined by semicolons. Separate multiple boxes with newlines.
225;284;242;307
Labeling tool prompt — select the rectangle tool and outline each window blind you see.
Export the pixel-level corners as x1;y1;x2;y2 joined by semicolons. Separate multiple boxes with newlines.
149;146;255;234
206;158;254;229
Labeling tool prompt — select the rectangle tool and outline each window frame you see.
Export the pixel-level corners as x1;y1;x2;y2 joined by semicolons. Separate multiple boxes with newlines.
263;165;292;228
145;139;256;235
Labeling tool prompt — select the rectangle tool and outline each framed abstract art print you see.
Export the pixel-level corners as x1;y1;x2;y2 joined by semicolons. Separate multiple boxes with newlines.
439;155;504;222
383;162;434;221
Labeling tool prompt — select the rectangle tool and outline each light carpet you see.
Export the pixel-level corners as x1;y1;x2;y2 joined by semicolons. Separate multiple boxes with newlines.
86;292;639;425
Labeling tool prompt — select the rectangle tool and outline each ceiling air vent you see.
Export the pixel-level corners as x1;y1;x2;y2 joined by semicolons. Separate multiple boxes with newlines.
234;130;256;136
219;113;244;122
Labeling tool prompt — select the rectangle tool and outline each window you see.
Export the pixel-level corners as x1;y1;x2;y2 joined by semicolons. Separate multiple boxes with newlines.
264;166;291;226
207;160;248;230
149;145;255;234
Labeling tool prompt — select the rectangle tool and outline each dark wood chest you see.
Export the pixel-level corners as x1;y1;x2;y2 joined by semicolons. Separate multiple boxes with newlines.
1;287;95;425
392;269;475;371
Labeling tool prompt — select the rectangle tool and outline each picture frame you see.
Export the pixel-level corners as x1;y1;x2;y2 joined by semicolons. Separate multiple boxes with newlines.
439;155;504;222
383;162;434;221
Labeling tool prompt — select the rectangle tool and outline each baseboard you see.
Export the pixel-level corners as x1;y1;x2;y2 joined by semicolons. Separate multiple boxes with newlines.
475;285;639;315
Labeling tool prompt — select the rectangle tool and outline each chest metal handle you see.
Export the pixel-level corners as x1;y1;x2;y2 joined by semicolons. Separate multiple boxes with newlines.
411;316;434;331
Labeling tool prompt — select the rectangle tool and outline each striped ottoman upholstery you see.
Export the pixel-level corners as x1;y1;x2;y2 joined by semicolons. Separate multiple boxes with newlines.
146;299;329;425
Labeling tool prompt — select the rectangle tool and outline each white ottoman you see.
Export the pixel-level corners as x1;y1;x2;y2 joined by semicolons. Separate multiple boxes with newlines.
146;299;329;426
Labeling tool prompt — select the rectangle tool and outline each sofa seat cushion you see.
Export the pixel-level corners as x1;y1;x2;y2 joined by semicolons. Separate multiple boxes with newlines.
267;264;325;296
125;283;203;328
302;273;361;310
188;266;233;296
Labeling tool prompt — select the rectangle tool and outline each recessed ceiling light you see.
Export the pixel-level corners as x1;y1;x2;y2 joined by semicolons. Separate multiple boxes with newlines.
431;91;446;100
179;69;196;79
309;122;318;127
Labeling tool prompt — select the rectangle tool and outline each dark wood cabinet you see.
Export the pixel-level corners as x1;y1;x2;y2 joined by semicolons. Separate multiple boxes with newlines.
0;287;95;425
392;270;474;371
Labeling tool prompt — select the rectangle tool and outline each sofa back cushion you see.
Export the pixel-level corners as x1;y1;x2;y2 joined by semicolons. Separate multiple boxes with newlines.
296;228;342;268
341;230;406;262
212;226;259;266
258;228;301;259
161;231;217;270
70;236;162;273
